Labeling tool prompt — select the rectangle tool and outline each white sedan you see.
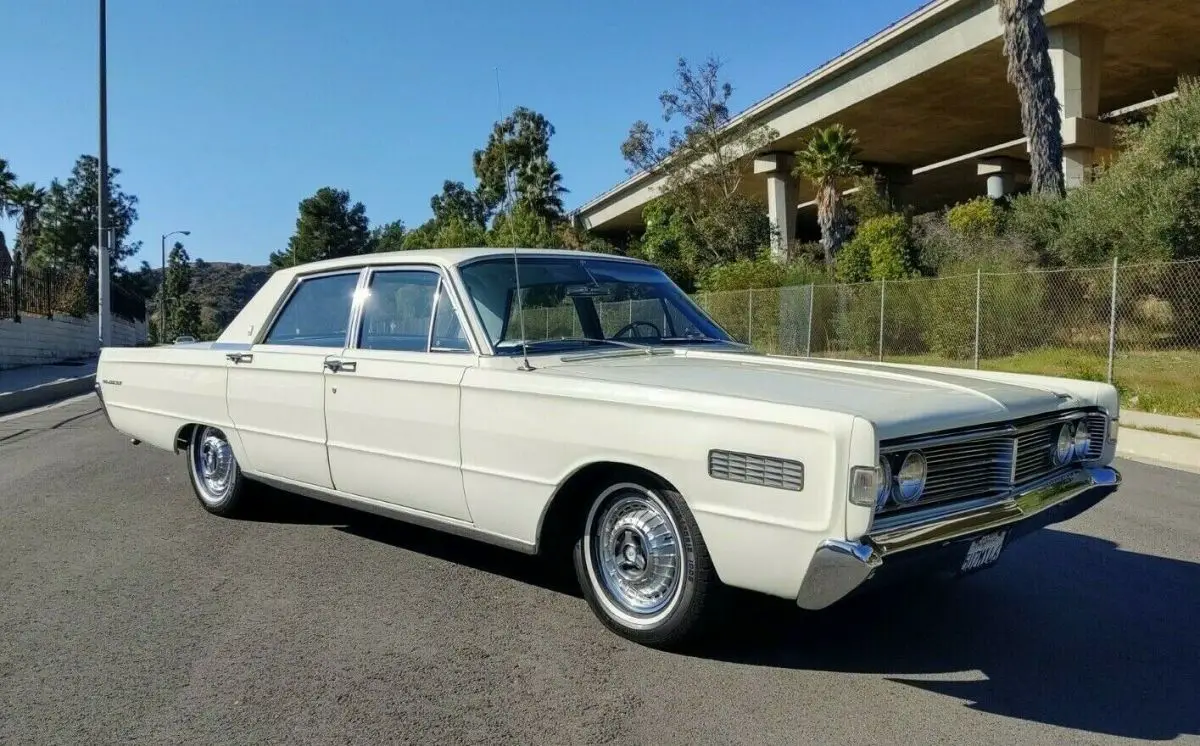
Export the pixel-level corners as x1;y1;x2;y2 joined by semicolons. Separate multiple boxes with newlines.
95;248;1122;648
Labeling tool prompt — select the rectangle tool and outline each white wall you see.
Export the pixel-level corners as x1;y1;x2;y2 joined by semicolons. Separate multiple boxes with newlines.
0;313;148;369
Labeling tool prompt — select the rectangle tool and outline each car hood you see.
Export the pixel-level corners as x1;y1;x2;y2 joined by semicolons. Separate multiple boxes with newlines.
538;349;1096;440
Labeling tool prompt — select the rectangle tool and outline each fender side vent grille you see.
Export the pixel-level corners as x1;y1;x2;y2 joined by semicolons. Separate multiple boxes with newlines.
708;450;804;492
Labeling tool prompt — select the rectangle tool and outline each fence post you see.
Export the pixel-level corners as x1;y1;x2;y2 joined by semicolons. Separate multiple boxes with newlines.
878;278;886;362
974;269;981;369
805;284;814;357
747;290;754;345
1107;256;1118;383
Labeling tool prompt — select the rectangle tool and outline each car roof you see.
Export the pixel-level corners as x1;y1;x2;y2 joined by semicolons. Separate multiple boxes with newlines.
275;247;651;278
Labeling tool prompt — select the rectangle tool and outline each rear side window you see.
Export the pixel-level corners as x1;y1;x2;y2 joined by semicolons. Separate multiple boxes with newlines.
262;272;360;347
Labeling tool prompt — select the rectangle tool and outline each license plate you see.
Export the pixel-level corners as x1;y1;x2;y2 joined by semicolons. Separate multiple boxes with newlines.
960;531;1006;572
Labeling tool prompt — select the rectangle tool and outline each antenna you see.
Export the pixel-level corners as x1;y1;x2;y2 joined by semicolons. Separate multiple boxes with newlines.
496;66;534;371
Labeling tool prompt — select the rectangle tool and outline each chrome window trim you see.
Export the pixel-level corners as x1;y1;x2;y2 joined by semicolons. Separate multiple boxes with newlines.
255;268;367;349
350;264;482;356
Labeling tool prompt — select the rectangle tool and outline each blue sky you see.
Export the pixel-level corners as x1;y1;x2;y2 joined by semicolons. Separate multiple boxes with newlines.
1;0;921;268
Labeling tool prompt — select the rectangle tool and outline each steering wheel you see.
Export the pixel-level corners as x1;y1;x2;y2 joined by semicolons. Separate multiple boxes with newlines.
612;320;663;340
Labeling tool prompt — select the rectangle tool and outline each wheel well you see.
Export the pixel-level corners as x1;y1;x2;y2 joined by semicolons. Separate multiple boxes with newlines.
536;461;675;560
174;424;197;453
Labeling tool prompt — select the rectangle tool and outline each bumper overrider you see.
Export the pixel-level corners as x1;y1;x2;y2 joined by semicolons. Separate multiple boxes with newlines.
796;465;1121;610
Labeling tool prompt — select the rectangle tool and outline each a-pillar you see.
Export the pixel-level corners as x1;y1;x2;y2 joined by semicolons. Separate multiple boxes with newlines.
754;153;797;262
1049;24;1112;189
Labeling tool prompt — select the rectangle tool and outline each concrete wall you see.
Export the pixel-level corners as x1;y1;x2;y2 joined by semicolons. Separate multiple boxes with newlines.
0;313;148;369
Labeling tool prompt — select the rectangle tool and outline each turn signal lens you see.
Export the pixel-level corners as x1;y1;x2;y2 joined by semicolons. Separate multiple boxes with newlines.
849;465;882;508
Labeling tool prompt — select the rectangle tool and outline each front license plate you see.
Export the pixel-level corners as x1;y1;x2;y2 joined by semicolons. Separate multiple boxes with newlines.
960;531;1006;572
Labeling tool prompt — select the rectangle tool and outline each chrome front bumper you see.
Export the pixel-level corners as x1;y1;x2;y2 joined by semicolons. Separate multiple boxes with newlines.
795;465;1122;610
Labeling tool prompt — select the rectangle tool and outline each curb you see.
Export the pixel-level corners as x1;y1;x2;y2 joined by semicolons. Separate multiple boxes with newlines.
1116;427;1200;475
0;374;96;417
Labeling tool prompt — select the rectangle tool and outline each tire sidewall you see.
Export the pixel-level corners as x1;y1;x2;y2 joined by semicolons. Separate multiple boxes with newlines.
187;426;243;514
574;482;708;646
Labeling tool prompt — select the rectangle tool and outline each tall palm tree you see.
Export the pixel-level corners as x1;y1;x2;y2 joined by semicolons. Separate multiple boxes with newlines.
793;124;862;267
516;156;568;221
8;183;46;262
0;158;17;221
996;0;1065;197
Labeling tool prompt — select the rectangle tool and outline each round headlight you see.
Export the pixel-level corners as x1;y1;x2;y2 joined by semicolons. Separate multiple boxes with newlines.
895;451;927;505
876;456;893;509
1053;424;1074;465
1072;422;1091;460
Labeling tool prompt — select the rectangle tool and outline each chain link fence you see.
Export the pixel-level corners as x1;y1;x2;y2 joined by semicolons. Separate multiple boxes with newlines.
693;258;1200;417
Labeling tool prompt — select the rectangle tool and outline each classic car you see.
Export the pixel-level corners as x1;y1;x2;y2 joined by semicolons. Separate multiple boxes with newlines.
95;248;1122;648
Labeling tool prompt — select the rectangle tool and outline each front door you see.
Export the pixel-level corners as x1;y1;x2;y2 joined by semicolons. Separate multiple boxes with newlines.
226;269;361;488
323;266;475;521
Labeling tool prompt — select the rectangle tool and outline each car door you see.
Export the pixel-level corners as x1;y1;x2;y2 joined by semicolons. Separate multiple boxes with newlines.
225;269;362;488
323;265;475;521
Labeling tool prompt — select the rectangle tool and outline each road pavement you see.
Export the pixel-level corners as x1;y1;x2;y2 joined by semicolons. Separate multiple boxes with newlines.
1;398;1197;745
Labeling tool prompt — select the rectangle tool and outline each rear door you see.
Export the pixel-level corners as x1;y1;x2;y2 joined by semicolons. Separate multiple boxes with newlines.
323;265;476;520
226;269;362;488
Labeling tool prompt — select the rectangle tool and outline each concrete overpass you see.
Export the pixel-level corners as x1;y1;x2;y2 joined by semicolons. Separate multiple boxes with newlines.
573;0;1200;253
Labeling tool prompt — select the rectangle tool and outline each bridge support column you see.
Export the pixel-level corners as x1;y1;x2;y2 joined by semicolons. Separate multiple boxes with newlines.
754;153;797;262
1050;24;1112;189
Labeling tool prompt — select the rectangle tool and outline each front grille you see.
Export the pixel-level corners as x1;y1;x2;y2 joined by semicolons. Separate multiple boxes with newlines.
878;409;1107;515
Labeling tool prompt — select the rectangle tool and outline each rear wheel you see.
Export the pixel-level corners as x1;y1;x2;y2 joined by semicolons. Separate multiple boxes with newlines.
187;425;249;517
573;480;717;649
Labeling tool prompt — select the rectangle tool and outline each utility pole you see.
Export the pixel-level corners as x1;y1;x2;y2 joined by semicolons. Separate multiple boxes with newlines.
97;0;111;347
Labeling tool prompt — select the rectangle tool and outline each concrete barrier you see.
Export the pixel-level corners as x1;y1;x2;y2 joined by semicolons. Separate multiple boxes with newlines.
0;373;96;416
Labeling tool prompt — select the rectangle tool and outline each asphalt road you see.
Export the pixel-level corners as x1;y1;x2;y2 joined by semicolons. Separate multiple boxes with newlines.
2;397;1198;745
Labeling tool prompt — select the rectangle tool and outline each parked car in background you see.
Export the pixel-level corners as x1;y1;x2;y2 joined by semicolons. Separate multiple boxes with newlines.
94;248;1122;648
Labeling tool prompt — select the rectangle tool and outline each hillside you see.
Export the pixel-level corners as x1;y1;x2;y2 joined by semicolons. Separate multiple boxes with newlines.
143;260;274;338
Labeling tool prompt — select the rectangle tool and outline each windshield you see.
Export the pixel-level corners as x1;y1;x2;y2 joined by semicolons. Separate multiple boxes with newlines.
457;256;735;354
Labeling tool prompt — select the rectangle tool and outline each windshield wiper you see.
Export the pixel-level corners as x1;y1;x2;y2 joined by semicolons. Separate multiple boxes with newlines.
662;336;750;347
530;337;653;351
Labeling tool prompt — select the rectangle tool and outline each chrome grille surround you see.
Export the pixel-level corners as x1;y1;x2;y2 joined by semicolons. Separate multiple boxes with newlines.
875;409;1108;519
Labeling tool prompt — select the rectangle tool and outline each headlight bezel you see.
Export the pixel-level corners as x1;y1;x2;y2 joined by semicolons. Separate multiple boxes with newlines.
894;451;927;505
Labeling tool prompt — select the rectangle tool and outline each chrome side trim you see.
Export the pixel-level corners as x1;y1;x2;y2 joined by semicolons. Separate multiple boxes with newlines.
868;465;1120;556
245;473;536;555
795;540;882;611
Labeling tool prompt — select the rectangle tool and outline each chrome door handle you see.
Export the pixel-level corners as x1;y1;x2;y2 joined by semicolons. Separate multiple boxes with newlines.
324;359;341;372
324;359;356;373
226;352;253;364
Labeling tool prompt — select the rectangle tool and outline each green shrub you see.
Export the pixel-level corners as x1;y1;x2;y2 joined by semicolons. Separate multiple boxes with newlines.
838;214;914;282
947;197;1002;238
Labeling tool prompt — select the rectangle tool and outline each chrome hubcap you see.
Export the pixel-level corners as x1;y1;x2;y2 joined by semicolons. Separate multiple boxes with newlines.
194;427;234;503
589;489;682;621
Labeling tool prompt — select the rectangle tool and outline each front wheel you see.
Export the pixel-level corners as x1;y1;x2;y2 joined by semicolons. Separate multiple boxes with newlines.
573;481;718;649
187;425;250;517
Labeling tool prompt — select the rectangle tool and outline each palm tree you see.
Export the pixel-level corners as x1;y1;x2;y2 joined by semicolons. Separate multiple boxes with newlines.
8;183;46;262
516;156;568;221
0;158;17;221
996;0;1065;197
793;124;862;267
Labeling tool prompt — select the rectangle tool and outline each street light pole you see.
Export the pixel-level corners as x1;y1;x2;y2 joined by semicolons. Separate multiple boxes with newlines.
97;0;110;348
160;229;190;341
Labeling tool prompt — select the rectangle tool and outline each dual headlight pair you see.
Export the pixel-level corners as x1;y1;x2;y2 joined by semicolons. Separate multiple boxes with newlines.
849;451;926;510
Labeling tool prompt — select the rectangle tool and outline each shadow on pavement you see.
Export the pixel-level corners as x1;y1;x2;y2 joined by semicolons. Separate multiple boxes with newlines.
246;485;1198;740
701;528;1199;742
247;483;580;596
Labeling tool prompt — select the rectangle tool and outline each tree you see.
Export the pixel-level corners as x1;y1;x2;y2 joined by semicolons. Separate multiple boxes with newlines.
8;183;47;261
430;180;488;228
473;107;558;218
0;158;17;222
996;0;1065;197
793;124;863;267
270;187;372;268
371;220;408;253
621;57;775;270
487;204;557;248
29;156;140;273
163;241;196;338
516;156;567;221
